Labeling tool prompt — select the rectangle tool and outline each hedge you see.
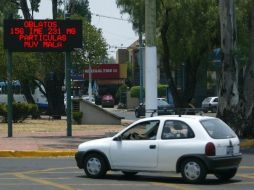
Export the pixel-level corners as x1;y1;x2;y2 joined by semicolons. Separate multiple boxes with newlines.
0;103;39;123
130;84;168;98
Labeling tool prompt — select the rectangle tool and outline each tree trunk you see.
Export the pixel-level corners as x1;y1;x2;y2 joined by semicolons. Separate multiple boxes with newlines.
20;79;35;103
20;0;31;19
217;0;239;129
239;1;254;137
44;71;65;118
160;8;182;108
52;0;57;19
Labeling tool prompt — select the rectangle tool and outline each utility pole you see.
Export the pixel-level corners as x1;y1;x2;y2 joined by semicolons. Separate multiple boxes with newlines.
145;0;157;117
7;49;13;137
7;14;13;137
139;30;144;104
65;13;72;137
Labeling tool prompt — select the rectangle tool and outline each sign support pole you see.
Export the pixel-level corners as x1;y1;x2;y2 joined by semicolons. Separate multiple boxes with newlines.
7;49;13;137
65;50;72;136
65;14;72;137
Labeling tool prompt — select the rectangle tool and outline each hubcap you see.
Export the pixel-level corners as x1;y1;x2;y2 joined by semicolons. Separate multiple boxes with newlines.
87;157;101;175
184;161;201;181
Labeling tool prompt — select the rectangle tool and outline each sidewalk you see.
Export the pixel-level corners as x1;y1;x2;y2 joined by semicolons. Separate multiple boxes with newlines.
0;119;253;157
0;118;126;157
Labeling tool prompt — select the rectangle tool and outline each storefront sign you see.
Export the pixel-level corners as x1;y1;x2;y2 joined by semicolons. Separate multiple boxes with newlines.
83;64;120;79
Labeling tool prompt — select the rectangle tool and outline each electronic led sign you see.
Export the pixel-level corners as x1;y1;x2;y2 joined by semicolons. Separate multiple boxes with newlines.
4;19;82;52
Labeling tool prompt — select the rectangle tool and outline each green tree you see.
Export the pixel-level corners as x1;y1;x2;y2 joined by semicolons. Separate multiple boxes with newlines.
116;0;220;107
72;19;108;68
0;0;107;118
68;0;91;21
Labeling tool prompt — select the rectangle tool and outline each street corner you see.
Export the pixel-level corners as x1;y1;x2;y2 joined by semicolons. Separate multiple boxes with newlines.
0;150;76;158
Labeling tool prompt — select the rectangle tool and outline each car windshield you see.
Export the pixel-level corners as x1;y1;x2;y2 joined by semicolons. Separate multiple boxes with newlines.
158;99;169;106
200;118;237;139
203;97;212;103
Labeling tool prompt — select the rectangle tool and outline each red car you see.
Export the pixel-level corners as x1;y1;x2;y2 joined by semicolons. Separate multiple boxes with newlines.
101;95;115;108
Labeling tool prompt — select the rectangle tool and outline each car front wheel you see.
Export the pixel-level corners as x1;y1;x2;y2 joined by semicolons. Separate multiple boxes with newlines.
215;169;237;181
84;153;107;178
181;159;207;184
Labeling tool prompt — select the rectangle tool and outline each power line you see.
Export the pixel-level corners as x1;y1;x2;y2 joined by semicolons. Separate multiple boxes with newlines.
92;12;129;22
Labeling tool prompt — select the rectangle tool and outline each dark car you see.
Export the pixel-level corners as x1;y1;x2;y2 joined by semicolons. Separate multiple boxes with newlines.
135;98;174;118
101;94;115;108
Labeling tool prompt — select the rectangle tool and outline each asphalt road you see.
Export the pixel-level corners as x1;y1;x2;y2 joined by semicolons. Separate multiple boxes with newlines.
0;151;253;190
108;108;217;121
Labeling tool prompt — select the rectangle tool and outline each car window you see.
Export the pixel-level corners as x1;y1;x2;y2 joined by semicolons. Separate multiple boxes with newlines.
161;120;195;139
203;97;212;103
122;120;160;140
200;119;236;139
158;99;169;106
213;98;218;102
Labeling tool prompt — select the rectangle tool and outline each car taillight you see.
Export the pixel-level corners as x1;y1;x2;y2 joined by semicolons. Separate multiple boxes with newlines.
205;142;215;156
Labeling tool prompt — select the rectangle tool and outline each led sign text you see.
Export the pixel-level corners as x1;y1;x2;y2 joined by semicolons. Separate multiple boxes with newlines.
4;20;82;52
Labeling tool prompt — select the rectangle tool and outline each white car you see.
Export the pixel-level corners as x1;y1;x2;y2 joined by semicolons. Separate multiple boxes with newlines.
75;115;242;184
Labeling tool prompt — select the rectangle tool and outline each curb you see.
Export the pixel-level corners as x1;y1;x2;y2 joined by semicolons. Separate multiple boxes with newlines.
240;139;254;149
0;150;76;157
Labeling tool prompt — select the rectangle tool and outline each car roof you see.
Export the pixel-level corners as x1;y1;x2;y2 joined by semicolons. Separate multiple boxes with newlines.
206;96;218;99
137;115;215;122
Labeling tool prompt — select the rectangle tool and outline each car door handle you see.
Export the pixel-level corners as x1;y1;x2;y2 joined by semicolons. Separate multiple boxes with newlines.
149;145;156;149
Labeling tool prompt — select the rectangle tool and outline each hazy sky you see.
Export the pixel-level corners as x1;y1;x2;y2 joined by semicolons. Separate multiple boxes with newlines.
33;0;137;58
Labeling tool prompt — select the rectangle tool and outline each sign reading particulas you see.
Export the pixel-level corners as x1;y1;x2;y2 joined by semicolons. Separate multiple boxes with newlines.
4;20;82;52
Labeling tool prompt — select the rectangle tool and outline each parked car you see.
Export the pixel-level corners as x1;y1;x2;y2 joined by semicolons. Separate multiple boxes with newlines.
75;115;242;184
135;98;174;118
202;96;218;113
82;95;95;104
101;94;115;108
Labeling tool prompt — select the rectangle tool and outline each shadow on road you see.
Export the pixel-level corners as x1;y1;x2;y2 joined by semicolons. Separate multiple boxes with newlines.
77;173;241;185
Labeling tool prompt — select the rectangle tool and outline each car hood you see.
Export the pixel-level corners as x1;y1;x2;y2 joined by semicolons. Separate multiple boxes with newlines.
78;137;112;151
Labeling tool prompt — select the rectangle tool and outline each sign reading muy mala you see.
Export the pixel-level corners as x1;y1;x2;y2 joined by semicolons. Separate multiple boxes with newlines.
3;19;82;52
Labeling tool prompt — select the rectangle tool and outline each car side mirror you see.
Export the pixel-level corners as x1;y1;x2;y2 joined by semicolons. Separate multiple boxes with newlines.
113;135;122;141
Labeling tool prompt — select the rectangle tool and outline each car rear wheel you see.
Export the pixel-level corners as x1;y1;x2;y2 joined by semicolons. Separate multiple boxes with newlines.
211;107;217;113
135;110;140;118
215;169;237;181
203;109;208;113
84;153;107;178
181;159;207;184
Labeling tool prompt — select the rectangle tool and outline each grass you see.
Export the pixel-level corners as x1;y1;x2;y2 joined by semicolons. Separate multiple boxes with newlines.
0;118;125;134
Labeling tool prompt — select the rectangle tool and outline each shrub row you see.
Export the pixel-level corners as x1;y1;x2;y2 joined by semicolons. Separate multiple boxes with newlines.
130;84;168;98
0;103;39;123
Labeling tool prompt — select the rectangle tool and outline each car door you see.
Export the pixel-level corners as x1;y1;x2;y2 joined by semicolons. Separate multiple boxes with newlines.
157;120;196;171
110;120;160;169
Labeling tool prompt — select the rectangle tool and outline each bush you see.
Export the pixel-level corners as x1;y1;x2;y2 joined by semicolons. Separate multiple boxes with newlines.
158;84;168;97
130;84;168;98
0;103;37;123
13;102;30;122
130;86;144;98
73;111;83;124
27;104;40;119
0;104;7;122
116;84;128;104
